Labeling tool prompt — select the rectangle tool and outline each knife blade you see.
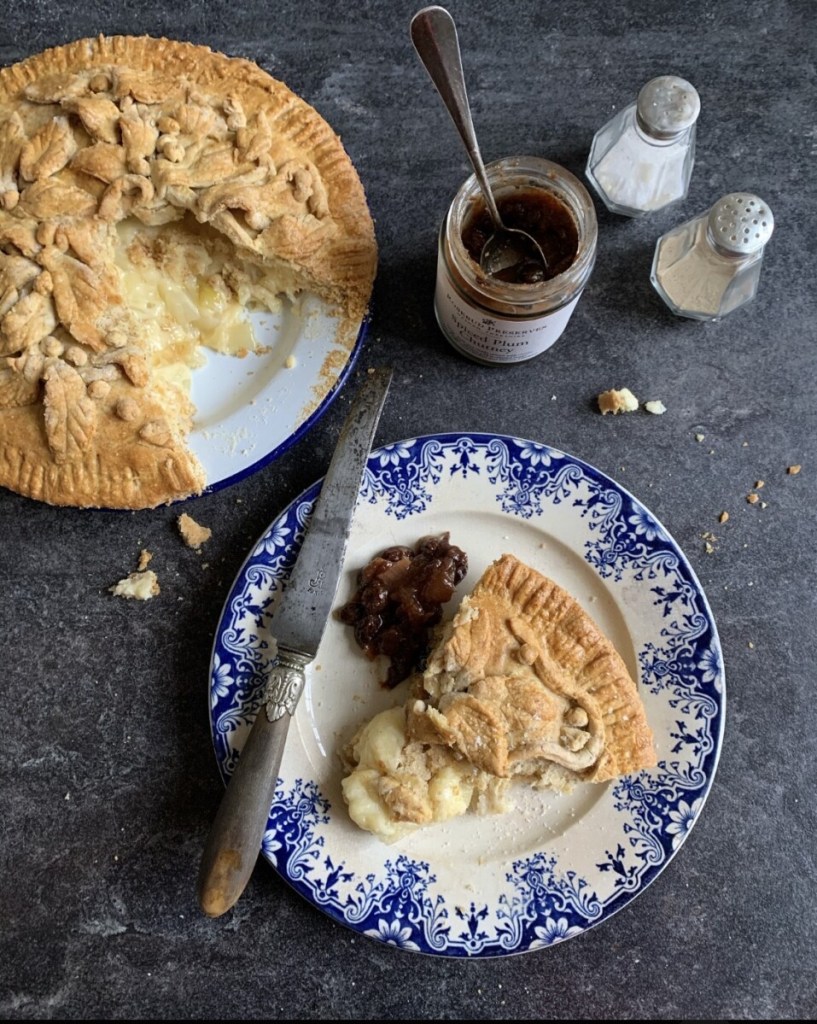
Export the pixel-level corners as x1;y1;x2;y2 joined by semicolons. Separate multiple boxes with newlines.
197;367;393;917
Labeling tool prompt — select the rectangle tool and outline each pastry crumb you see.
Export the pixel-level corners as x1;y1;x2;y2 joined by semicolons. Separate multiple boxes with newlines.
109;570;160;600
787;464;801;475
702;530;717;554
284;354;297;369
695;433;705;442
719;511;729;523
746;493;759;504
644;399;666;415
177;512;212;550
598;387;638;414
137;548;153;571
754;480;764;489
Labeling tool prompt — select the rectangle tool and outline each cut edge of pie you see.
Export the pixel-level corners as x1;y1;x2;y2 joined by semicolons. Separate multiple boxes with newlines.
341;553;657;843
0;35;377;508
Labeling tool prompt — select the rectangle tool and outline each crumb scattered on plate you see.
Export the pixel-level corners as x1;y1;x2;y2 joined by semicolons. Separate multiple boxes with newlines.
644;399;667;415
787;464;801;475
598;387;638;414
137;549;153;571
285;354;297;369
109;570;160;600
719;511;729;523
178;513;212;550
746;493;759;504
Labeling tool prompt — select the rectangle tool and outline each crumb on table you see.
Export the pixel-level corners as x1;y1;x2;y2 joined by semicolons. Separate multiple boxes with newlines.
137;549;153;571
598;387;639;414
109;570;160;600
177;513;212;550
644;399;667;415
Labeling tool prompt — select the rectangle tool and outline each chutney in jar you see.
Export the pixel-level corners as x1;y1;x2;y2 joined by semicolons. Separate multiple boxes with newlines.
461;188;580;283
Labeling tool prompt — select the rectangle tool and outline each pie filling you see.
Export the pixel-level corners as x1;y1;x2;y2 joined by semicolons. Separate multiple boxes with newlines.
115;218;262;395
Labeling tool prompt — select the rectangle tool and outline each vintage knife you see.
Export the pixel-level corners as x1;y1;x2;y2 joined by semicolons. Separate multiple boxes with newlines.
198;367;393;917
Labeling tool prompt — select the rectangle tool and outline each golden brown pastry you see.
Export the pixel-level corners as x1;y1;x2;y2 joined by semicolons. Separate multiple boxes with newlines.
0;36;377;507
342;554;657;842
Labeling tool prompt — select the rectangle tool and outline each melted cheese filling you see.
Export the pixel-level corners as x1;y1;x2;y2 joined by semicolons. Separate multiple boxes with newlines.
115;220;259;393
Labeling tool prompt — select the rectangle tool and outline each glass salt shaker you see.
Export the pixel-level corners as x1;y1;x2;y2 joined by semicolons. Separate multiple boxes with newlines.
650;193;774;320
586;76;700;216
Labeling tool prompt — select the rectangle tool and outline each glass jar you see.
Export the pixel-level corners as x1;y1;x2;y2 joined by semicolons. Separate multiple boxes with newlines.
434;156;597;366
650;192;774;320
586;76;700;217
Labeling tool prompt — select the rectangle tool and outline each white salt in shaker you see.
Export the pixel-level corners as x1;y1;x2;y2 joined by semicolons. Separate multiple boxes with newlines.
586;76;700;216
650;193;774;320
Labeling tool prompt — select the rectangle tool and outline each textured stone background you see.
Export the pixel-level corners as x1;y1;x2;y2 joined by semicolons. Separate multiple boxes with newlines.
1;0;815;1018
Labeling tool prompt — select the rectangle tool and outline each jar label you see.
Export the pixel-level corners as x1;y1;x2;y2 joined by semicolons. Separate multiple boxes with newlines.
434;263;581;364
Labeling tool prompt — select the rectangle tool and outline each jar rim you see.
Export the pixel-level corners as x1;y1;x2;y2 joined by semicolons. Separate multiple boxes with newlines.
445;156;598;309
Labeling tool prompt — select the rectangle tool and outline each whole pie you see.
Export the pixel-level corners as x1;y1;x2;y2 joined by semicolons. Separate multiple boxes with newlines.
342;554;657;842
0;36;377;507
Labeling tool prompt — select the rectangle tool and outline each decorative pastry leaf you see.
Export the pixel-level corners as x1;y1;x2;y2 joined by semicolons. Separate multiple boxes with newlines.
0;253;41;296
42;249;120;350
58;220;111;270
236;111;273;164
112;67;179;105
175;102;225;139
70;142;128;183
23;72;89;104
61;96;121;144
0;214;41;258
0;290;57;354
97;173;155;222
18;178;97;220
19;117;77;182
0;358;39;406
119;114;159;173
163;141;249;190
0;285;18;319
42;360;97;464
0;113;25;193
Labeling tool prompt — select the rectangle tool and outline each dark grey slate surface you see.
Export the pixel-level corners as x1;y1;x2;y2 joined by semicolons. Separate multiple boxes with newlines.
1;0;815;1018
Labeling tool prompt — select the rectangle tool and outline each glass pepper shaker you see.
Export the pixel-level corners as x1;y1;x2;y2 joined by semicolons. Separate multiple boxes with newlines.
586;75;700;216
650;193;774;320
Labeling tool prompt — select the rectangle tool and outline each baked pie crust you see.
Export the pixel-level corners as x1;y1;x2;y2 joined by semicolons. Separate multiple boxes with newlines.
0;36;377;507
342;554;657;842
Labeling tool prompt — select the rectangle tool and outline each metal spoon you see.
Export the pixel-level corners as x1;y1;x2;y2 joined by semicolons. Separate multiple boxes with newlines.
410;5;548;281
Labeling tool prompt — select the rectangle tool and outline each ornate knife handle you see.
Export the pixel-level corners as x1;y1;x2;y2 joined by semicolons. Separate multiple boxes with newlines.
264;648;311;721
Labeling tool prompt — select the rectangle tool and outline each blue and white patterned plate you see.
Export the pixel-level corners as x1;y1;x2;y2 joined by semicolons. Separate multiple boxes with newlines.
209;433;725;956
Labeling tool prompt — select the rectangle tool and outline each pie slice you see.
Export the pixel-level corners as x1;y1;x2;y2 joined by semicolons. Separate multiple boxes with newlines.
0;35;377;508
341;553;657;842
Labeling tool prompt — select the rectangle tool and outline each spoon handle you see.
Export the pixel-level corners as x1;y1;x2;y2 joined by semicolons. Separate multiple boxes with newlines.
410;6;502;228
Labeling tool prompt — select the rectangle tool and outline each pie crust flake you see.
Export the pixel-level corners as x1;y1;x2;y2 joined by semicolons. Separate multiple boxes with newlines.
0;35;377;507
342;554;657;842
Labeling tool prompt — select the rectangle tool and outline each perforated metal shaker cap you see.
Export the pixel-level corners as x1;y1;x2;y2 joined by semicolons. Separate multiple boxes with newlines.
636;76;700;137
708;193;774;255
